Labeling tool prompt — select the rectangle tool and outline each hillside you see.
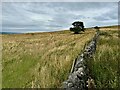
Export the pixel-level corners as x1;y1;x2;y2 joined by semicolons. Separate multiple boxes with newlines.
2;28;96;88
2;25;119;88
88;26;119;88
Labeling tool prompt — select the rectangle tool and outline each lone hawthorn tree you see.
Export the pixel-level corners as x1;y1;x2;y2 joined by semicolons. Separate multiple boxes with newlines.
70;21;85;34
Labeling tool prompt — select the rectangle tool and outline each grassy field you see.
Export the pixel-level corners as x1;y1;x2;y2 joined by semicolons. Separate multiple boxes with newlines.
88;26;119;88
2;29;96;88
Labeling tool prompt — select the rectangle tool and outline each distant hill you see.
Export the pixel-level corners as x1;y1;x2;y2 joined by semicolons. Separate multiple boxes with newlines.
1;25;118;34
0;32;22;34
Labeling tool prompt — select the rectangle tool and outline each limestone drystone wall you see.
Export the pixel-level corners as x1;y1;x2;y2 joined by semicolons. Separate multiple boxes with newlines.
62;30;100;90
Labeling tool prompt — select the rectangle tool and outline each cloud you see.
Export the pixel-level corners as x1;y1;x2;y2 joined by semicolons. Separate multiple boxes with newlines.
2;2;118;32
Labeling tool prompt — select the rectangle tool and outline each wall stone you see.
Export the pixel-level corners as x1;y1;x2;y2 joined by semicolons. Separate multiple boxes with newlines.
62;30;100;90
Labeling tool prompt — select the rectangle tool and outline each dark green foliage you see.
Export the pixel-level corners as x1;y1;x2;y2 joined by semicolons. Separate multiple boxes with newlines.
70;27;82;34
70;21;84;34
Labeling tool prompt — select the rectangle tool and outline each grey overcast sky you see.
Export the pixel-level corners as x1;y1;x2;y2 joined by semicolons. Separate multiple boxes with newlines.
2;2;118;33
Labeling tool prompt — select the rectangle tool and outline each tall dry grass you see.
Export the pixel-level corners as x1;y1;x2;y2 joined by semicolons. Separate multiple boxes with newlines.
88;27;119;88
2;29;96;88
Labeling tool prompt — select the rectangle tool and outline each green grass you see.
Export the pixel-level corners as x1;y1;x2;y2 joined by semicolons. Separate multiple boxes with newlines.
2;26;119;88
89;29;119;88
2;29;95;88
